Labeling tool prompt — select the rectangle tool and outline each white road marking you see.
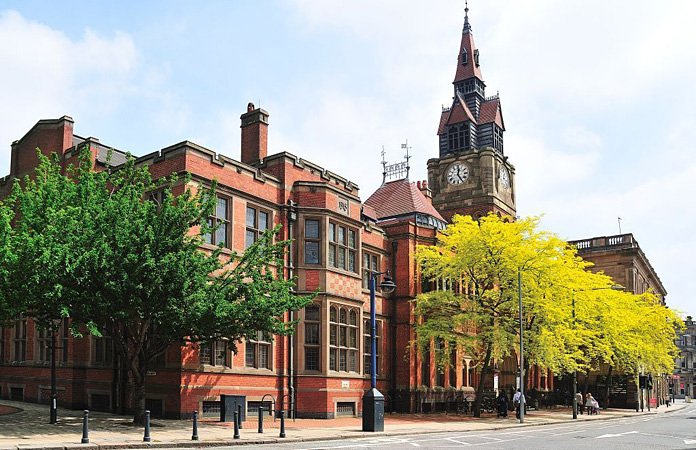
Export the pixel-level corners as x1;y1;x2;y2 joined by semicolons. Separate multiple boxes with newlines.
596;430;638;439
409;443;421;447
446;437;471;445
684;439;696;444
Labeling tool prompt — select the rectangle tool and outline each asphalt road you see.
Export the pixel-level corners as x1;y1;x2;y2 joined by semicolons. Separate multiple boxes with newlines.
232;404;696;450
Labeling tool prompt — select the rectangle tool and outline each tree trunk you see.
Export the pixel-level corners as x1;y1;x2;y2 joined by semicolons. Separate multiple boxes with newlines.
604;365;613;409
131;351;148;425
473;343;493;418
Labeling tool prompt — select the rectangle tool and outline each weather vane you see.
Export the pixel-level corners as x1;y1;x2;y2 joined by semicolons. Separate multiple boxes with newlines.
381;141;412;185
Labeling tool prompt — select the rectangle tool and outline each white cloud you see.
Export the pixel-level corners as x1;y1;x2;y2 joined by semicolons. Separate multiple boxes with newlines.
0;10;140;172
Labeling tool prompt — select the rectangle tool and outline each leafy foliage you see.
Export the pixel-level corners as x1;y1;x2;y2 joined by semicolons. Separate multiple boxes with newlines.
413;214;680;415
1;148;310;423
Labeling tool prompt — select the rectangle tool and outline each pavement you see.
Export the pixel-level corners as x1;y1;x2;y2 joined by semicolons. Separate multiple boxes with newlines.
0;399;688;449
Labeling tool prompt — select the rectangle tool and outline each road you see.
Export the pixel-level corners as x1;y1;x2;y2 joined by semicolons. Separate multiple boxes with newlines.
229;404;696;449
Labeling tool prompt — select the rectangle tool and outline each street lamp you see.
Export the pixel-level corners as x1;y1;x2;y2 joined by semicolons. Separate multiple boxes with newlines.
362;270;396;432
571;285;624;419
518;268;525;424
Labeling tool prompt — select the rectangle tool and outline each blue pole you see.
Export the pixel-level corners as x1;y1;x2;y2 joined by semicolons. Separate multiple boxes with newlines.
518;268;524;424
370;274;377;389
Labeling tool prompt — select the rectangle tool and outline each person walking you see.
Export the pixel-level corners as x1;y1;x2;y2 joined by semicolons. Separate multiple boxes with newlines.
513;388;524;419
497;390;509;418
576;391;584;415
586;393;599;415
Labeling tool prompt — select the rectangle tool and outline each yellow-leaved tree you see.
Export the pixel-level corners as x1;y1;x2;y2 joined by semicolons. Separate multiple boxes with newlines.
413;214;681;416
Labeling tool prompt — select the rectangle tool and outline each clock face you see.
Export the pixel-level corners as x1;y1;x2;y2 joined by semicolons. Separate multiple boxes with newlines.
499;166;510;189
447;163;469;186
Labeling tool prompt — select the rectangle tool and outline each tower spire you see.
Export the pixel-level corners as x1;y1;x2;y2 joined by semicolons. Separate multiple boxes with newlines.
463;0;471;34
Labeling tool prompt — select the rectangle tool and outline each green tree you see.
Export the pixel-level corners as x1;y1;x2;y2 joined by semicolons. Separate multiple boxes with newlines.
6;149;310;424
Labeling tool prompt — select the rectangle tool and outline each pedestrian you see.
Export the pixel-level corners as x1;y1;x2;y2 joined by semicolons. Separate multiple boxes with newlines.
586;393;599;415
497;390;509;418
575;390;584;415
513;388;524;419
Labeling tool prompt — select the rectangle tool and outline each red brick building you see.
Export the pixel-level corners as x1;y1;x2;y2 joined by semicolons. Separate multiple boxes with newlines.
0;7;535;419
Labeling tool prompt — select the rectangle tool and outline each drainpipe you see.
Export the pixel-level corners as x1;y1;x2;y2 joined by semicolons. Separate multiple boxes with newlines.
286;200;297;418
390;240;398;412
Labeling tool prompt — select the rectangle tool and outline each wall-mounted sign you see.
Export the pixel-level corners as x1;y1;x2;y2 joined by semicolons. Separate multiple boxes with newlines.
341;380;350;389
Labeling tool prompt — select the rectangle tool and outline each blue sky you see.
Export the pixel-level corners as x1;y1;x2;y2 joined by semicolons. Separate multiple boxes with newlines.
1;0;694;316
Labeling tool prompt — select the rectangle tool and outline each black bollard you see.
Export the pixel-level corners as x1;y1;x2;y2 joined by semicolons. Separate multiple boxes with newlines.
81;410;89;444
143;410;151;442
192;410;199;441
279;410;286;438
258;405;264;433
233;411;240;439
237;404;243;429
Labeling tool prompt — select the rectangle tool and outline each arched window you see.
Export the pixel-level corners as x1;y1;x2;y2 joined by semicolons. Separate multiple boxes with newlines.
461;49;468;65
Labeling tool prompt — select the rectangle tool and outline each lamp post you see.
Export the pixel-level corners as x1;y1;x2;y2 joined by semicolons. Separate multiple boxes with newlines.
49;318;63;424
362;270;396;432
518;268;525;424
571;285;624;419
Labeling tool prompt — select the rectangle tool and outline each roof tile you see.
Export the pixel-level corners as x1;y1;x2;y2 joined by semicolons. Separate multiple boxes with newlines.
363;180;445;223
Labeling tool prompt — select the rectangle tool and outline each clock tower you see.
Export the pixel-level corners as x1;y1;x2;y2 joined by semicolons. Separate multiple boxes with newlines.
427;5;516;222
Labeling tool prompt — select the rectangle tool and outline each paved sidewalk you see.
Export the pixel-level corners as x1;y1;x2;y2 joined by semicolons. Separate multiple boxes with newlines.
0;400;688;449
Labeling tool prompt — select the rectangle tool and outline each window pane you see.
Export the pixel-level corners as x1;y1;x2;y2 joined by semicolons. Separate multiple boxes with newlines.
203;218;213;244
349;351;357;372
339;349;347;371
372;255;378;271
348;251;355;272
349;310;357;326
340;327;347;346
330;325;337;346
338;248;345;269
246;230;256;249
329;245;335;267
216;197;228;218
305;323;319;344
259;344;269;369
216;222;227;248
340;309;347;324
338;227;345;244
349;328;357;348
305;219;319;239
305;306;320;321
200;344;211;365
330;307;337;322
246;206;256;227
215;342;227;366
246;343;256;367
329;223;335;242
348;230;355;248
305;241;319;264
305;347;319;371
329;350;336;371
259;211;269;231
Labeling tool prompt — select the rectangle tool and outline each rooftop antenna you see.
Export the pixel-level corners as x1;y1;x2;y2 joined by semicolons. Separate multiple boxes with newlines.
618;217;622;234
401;140;412;180
381;146;388;186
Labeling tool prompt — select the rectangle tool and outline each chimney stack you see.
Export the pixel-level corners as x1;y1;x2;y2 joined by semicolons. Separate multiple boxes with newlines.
419;180;432;203
240;102;269;164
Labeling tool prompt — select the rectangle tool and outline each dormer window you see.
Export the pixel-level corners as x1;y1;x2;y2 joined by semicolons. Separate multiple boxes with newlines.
461;49;468;65
474;49;480;66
